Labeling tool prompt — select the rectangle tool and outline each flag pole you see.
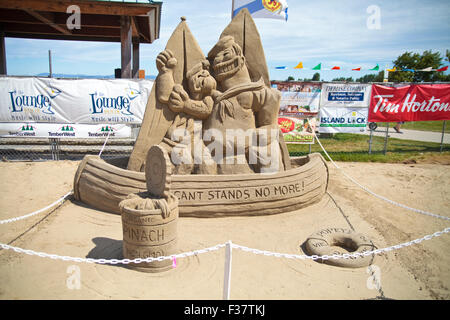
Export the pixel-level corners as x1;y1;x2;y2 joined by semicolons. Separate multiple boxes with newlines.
231;0;235;20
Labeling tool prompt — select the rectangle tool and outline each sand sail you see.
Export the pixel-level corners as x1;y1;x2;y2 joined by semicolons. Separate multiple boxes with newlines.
127;18;206;172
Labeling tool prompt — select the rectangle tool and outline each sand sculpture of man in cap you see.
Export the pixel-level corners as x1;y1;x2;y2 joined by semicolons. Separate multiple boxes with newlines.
204;35;284;174
155;49;217;174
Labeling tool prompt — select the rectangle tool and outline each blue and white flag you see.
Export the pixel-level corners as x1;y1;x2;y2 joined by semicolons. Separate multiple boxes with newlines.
232;0;288;21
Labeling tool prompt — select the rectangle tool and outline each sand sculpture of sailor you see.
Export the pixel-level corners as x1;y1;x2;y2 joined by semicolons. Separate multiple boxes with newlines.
127;10;291;175
204;35;284;174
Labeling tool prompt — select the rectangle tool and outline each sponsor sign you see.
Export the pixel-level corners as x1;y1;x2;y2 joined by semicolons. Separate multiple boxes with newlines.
369;84;450;122
319;107;368;133
320;83;372;108
274;81;321;144
0;77;153;124
0;122;131;138
278;117;316;144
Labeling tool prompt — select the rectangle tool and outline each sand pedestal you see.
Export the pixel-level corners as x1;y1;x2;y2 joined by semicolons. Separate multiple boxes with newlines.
119;193;178;273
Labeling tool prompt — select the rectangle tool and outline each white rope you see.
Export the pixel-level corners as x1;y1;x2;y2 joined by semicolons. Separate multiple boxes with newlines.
0;190;73;225
0;131;111;225
0;242;227;264
314;132;450;221
232;227;450;260
98;128;112;157
1;227;449;264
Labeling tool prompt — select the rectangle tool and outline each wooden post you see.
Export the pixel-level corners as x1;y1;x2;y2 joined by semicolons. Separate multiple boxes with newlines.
0;30;6;75
223;240;232;300
383;123;389;155
368;127;373;154
120;16;132;79
48;50;52;77
440;120;446;153
132;37;140;79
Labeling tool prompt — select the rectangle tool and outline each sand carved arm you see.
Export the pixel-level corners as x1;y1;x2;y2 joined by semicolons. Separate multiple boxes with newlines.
156;49;177;104
169;86;214;120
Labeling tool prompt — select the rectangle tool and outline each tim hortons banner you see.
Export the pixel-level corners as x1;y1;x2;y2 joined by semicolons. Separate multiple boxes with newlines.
320;83;372;108
0;77;153;124
369;84;450;122
0;123;131;139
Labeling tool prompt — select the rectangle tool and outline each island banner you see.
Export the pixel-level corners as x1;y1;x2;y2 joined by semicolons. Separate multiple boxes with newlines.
273;81;321;144
319;83;371;133
368;84;450;122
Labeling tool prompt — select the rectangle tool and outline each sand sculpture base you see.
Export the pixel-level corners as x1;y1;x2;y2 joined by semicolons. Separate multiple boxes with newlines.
74;153;329;217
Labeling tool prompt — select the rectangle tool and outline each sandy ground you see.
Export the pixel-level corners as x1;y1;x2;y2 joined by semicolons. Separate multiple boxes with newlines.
0;159;449;300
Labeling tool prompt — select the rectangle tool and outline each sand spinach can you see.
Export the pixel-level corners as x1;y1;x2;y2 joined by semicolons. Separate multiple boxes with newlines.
119;193;178;273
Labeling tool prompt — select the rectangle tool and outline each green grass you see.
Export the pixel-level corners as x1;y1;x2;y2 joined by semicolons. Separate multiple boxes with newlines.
376;121;449;133
288;133;450;163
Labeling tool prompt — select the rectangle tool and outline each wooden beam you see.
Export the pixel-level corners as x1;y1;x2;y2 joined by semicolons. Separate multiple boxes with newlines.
1;22;120;38
132;37;139;79
5;32;119;43
0;0;157;16
120;16;132;79
24;9;71;35
0;30;6;75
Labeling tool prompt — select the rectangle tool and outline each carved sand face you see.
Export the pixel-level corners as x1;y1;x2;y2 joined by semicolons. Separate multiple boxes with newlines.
212;45;244;82
188;68;217;97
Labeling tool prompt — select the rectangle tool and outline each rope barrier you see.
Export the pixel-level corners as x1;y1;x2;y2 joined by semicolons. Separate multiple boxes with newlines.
1;227;449;265
0;191;73;225
314;132;450;221
0;132;111;225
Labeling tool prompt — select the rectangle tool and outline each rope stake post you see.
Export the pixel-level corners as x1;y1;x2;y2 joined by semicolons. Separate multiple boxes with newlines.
223;240;233;300
440;120;446;153
368;127;373;154
383;123;389;155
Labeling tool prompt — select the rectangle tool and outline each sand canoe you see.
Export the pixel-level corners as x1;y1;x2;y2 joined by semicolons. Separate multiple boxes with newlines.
73;153;329;217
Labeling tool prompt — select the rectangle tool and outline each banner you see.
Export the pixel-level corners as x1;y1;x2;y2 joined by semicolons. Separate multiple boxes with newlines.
0;77;153;124
0;123;131;139
274;82;321;144
278;117;316;143
320;83;372;108
319;107;368;133
369;84;450;122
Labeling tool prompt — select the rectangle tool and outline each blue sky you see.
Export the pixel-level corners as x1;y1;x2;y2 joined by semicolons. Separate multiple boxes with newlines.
4;0;450;81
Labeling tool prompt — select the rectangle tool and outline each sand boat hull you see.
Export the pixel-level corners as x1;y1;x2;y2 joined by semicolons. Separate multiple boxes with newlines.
74;153;329;217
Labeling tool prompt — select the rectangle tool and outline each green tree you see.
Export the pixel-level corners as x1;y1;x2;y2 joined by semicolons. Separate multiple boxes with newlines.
356;71;384;83
389;50;449;82
312;72;320;81
286;76;295;81
331;77;354;82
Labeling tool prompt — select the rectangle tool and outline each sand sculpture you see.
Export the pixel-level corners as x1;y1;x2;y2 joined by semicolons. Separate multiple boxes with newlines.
73;9;329;217
119;145;178;272
304;228;377;268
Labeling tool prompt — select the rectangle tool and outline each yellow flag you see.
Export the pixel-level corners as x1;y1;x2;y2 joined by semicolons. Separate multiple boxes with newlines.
387;67;396;72
294;62;303;69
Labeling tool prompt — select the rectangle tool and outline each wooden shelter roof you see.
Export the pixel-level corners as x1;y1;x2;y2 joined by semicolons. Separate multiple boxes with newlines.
0;0;162;43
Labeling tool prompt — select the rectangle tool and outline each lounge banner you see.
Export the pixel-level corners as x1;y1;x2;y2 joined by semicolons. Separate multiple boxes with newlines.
0;123;131;139
0;77;153;124
369;84;450;122
320;83;372;108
